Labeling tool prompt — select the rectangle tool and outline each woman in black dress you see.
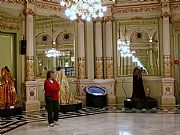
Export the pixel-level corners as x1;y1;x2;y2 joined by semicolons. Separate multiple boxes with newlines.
131;67;146;100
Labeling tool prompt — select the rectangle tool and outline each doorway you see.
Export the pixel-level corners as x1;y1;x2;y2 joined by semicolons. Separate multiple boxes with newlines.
0;32;16;83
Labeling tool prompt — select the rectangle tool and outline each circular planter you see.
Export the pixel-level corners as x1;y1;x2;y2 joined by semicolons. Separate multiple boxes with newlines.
86;86;107;108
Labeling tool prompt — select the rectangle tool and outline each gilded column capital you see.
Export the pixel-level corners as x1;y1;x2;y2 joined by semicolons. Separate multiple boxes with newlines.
24;8;36;16
161;1;169;8
161;12;171;18
104;16;114;22
94;18;103;23
25;56;35;81
76;18;86;23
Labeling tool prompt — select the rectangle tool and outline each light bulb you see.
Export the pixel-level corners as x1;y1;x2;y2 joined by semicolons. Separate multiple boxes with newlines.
81;15;86;20
86;16;91;22
98;12;104;17
102;6;107;12
60;0;66;6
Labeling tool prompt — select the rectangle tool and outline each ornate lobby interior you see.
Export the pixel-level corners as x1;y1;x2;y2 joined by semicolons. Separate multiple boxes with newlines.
0;0;180;135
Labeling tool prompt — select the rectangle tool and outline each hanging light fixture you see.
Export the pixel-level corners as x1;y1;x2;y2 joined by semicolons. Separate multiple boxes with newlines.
45;18;61;57
60;0;107;21
117;23;148;72
117;23;134;57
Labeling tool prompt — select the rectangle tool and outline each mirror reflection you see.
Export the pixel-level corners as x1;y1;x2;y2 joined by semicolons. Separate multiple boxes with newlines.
117;18;160;76
35;16;75;78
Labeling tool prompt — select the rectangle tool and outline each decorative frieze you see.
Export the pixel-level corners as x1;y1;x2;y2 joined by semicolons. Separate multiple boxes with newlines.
95;57;103;79
0;0;25;4
170;2;180;11
78;57;86;79
0;12;21;30
35;1;62;12
112;4;161;15
106;57;114;79
25;56;35;81
118;18;158;26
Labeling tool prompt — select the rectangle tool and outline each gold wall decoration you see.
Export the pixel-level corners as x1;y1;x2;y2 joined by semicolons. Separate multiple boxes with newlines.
0;12;21;30
24;8;35;16
170;2;180;11
118;18;158;25
78;57;86;79
161;12;171;18
104;16;114;22
95;57;103;79
0;0;25;5
173;21;180;32
26;56;35;81
106;57;114;79
94;18;102;23
113;4;161;15
162;2;169;8
163;55;171;78
35;1;62;12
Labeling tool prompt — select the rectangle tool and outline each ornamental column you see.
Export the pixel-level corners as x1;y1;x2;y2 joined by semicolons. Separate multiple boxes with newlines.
161;1;175;105
24;2;40;111
149;48;154;74
25;9;35;81
86;22;94;79
105;16;114;79
77;20;86;79
95;20;103;79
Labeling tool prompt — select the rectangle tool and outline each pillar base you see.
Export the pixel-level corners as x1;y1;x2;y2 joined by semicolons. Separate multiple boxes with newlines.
76;79;116;105
25;81;40;111
161;96;176;106
161;78;176;106
107;95;116;104
25;100;40;111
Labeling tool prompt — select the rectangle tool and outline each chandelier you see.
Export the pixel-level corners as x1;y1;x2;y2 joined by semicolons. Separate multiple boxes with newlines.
117;39;134;57
45;48;61;57
60;0;107;21
45;18;61;57
117;23;148;72
117;24;134;57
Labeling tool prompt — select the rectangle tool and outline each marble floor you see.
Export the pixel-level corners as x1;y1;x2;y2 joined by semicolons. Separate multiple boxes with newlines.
4;113;180;135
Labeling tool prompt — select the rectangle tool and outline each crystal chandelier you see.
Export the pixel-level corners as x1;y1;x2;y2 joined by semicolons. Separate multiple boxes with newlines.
118;39;133;57
60;0;107;21
117;23;148;72
117;24;134;57
45;48;61;57
45;18;61;57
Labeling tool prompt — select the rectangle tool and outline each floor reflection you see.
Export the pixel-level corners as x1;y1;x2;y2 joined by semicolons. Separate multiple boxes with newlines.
119;131;132;135
4;113;180;135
